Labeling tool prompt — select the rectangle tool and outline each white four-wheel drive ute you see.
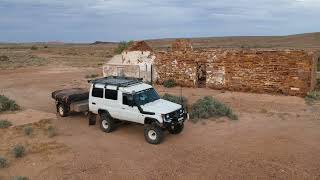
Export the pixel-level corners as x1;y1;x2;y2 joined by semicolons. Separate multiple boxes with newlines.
51;76;188;144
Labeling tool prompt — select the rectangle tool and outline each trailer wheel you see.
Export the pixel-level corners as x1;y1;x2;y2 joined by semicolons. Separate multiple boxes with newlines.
57;103;69;117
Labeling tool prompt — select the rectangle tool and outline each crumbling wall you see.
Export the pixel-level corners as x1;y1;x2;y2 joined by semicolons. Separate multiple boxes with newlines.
155;48;317;96
155;51;198;87
208;50;315;96
104;41;156;82
103;64;140;78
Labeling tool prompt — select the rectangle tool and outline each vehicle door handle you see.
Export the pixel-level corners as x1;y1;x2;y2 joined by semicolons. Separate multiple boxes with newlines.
92;102;96;105
121;108;125;110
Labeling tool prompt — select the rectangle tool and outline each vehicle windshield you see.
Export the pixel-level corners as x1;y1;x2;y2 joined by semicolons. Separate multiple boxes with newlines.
134;88;160;106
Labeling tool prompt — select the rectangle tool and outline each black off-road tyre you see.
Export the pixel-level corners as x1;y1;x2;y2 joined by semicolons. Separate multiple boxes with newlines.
167;123;184;134
57;103;69;117
100;112;115;133
144;124;163;144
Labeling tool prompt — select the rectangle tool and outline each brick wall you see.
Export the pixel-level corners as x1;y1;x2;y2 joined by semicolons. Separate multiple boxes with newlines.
155;48;317;96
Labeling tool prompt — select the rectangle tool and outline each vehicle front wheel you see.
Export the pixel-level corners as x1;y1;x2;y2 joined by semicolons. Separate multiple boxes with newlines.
100;113;115;133
167;123;184;134
144;124;163;144
57;103;69;117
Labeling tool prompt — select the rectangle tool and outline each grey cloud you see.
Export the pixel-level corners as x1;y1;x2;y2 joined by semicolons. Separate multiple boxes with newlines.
0;0;319;42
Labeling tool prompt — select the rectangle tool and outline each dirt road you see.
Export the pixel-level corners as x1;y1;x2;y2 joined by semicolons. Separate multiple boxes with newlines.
1;65;320;179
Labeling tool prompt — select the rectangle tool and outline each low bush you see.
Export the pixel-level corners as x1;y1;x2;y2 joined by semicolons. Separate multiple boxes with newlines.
0;95;20;112
24;126;33;136
114;41;134;54
163;79;176;88
0;156;8;168
0;120;12;129
161;93;187;107
0;55;9;61
305;90;320;104
47;125;57;138
44;45;48;48
30;46;38;50
13;176;28;180
190;96;238;122
12;145;26;158
85;74;99;79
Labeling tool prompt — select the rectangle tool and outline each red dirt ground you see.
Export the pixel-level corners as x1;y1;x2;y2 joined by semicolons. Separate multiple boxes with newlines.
0;65;320;180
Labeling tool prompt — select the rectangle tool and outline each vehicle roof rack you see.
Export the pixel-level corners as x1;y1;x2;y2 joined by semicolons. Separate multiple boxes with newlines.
88;76;143;88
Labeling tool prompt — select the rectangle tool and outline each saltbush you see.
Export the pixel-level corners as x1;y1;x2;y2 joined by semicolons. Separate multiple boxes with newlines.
47;125;57;138
0;95;20;112
13;176;28;180
12;145;26;158
0;156;8;168
85;74;99;79
114;41;134;54
0;55;9;61
163;79;176;88
190;96;238;121
24;126;33;136
162;93;187;107
30;46;38;50
305;90;320;104
0;120;12;129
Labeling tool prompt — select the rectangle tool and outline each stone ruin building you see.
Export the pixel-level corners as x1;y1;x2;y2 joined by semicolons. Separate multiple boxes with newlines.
154;39;319;96
103;41;156;81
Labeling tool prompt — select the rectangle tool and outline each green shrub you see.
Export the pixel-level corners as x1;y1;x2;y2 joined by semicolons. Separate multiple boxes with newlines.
190;96;238;122
30;46;38;50
114;41;134;54
12;145;25;158
13;176;28;180
0;55;9;61
47;125;57;138
162;93;187;107
0;95;20;112
0;120;12;129
305;90;320;104
0;156;8;168
44;45;48;48
24;126;33;136
85;74;99;79
163;79;176;88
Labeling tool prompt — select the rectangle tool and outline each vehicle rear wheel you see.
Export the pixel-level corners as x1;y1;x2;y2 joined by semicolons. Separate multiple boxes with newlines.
100;112;114;133
167;123;184;134
57;103;69;117
144;124;163;144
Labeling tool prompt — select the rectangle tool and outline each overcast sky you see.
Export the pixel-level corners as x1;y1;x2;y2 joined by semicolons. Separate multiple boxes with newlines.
0;0;319;42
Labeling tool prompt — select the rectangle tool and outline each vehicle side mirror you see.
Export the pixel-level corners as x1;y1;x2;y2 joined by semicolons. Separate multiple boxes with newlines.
127;95;135;107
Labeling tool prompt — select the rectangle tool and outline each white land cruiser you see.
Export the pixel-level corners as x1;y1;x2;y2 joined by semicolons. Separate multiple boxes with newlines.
52;76;188;144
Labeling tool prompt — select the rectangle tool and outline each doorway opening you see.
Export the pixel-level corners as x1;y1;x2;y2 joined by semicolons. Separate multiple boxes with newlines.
197;63;207;88
317;57;320;72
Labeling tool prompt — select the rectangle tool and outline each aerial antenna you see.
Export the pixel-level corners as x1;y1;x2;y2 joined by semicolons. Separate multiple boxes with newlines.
180;85;183;109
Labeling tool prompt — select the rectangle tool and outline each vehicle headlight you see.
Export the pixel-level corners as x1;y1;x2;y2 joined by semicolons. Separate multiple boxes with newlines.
162;114;171;122
180;109;183;113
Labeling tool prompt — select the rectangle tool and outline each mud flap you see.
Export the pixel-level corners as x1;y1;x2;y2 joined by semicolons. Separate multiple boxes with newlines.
88;112;96;126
